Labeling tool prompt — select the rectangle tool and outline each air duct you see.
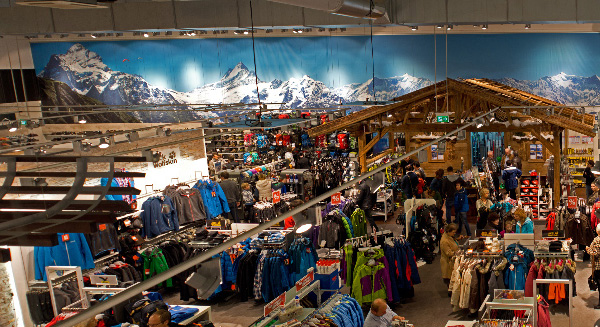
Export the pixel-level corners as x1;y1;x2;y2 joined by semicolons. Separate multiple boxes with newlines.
266;0;387;20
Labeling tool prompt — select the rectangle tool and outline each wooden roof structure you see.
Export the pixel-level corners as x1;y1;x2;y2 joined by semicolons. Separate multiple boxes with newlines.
308;78;595;137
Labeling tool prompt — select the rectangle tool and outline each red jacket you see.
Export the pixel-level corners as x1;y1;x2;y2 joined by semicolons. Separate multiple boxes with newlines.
524;264;538;297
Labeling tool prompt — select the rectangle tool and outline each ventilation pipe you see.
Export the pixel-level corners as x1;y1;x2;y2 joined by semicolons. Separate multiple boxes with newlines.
267;0;387;20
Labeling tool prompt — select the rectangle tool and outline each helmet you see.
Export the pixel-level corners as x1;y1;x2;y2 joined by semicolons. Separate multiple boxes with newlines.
523;180;530;186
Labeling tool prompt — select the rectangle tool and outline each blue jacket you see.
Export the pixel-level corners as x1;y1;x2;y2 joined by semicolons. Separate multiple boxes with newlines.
100;177;136;203
430;178;442;193
221;251;236;284
140;196;179;238
34;233;95;281
516;217;534;234
194;181;230;219
454;188;469;212
502;167;522;190
504;243;534;290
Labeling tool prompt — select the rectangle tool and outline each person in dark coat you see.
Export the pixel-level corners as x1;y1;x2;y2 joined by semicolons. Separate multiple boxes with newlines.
401;165;419;199
502;160;522;200
296;153;310;169
356;180;378;232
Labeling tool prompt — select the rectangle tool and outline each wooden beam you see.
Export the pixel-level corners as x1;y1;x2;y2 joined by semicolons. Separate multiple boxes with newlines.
358;131;367;173
553;129;561;208
389;123;552;133
366;149;394;166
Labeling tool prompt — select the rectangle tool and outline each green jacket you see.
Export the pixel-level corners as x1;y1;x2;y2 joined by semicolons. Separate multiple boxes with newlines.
353;249;385;282
142;248;173;287
351;209;368;237
340;215;353;238
351;263;388;305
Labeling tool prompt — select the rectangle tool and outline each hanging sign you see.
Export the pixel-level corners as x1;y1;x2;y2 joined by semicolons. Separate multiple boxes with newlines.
264;293;285;316
567;196;578;209
90;275;118;286
436;115;450;123
331;192;341;205
542;230;565;238
295;268;315;291
272;190;281;204
476;229;498;238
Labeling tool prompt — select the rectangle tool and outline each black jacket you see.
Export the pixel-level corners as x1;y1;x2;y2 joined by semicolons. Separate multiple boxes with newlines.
356;182;375;210
401;171;418;198
441;174;463;201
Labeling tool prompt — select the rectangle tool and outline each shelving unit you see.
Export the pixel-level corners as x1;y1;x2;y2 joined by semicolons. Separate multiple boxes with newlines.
537;187;553;220
519;175;540;219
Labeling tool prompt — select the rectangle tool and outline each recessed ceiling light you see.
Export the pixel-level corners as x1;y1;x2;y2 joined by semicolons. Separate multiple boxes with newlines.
143;32;149;38
482;24;488;30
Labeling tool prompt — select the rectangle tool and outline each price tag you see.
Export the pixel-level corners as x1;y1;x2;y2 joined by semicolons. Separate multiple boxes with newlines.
131;236;138;242
331;192;341;205
272;190;281;204
99;224;106;231
295;269;315;291
542;230;565;238
567;196;577;209
132;255;139;261
62;234;70;242
145;269;150;275
124;219;131;227
264;293;285;316
476;229;498;238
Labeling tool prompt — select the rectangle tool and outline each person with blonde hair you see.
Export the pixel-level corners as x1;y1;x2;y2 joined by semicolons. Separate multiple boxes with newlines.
514;208;533;233
476;188;493;230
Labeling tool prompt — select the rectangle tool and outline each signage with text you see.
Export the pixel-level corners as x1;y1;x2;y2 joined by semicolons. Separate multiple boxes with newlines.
148;147;180;169
272;190;281;204
436;115;450;123
331;192;341;205
264;293;285;316
542;230;565;238
476;229;498;238
296;269;315;291
567;196;578;209
90;275;118;286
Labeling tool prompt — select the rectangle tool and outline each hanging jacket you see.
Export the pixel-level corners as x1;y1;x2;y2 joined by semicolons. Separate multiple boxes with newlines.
504;243;534;290
194;181;230;219
524;263;538;297
100;176;136;204
351;209;368;237
86;223;121;257
141;248;172;287
537;297;552;327
140;196;179;238
256;179;273;201
34;233;95;281
502;166;522;190
164;186;207;224
351;263;393;305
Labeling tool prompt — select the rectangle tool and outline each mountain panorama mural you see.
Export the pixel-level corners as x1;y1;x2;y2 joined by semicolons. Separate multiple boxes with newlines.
31;34;600;123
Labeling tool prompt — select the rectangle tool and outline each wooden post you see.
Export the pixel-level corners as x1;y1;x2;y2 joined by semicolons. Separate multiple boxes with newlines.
389;131;395;153
358;130;367;173
553;129;561;207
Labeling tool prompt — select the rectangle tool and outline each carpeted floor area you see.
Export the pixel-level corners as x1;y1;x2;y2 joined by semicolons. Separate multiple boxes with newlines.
163;215;600;327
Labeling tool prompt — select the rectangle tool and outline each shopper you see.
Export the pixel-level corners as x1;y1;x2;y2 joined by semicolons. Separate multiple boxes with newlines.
424;187;443;227
296;153;310;169
440;223;460;288
585;160;596;199
514;208;533;233
414;161;426;180
430;169;444;193
401;165;419;199
147;309;182;327
219;171;241;223
441;166;463;224
256;173;273;201
357;180;379;232
485;212;504;237
502;160;521;200
586;224;600;309
415;171;426;198
590;178;600;206
241;182;258;222
476;188;493;230
364;298;405;327
485;150;500;194
454;180;471;237
399;156;415;175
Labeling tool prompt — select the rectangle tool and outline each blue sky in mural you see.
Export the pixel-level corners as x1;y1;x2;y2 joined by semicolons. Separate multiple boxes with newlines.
31;33;600;93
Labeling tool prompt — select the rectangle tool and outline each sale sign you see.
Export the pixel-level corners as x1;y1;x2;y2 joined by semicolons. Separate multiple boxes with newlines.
264;293;285;316
296;269;315;291
331;192;341;205
567;196;577;209
272;190;281;204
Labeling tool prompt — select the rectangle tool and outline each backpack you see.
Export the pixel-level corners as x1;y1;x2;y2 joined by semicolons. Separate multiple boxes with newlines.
139;300;169;327
125;297;152;324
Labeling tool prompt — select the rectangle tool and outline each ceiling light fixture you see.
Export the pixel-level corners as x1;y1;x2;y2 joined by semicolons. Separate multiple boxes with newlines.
78;116;87;124
143;32;149;38
153;32;160;37
165;31;172;36
411;26;418;31
8;121;18;132
475;118;484;129
98;137;110;149
482;24;488;30
91;34;97;38
436;25;443;29
447;25;453;30
525;24;531;29
243;30;249;35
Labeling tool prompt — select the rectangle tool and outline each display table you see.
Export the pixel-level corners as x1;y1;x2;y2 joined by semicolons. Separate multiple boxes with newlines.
170;305;211;325
445;321;477;327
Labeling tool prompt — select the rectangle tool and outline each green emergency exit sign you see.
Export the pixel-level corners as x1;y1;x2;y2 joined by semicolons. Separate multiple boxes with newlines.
436;115;449;123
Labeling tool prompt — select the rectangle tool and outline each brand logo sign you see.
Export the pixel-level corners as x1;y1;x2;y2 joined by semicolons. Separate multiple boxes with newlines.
150;148;180;169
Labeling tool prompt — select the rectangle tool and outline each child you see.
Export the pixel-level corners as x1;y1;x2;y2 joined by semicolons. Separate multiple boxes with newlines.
454;180;471;237
416;171;426;197
242;183;258;223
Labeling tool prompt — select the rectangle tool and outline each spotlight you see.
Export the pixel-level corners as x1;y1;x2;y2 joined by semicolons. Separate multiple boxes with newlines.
8;121;18;132
105;33;114;37
82;142;91;152
482;24;488;30
266;29;273;33
153;32;160;36
78;33;86;38
213;30;219;34
243;30;249;35
318;28;326;32
234;31;241;35
411;26;418;31
78;116;87;124
142;149;161;163
156;127;172;137
473;25;479;27
525;24;531;29
297;29;303;34
488;114;496;123
143;32;149;38
436;25;443;29
115;33;123;37
91;34;97;38
165;31;172;36
475;118;484;129
180;31;186;36
447;25;453;30
125;131;140;142
44;34;52;39
25;120;40;129
292;30;297;34
329;28;337;32
98;137;110;149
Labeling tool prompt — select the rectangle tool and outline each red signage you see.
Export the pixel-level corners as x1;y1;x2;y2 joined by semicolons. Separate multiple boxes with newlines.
272;190;281;204
296;270;315;291
331;192;341;205
264;293;285;316
567;196;577;209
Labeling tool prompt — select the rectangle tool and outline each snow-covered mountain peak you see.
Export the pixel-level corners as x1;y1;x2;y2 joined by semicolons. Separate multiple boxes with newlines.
222;62;258;84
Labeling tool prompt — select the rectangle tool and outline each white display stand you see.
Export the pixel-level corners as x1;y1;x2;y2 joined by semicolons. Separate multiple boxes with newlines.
171;305;211;325
403;198;437;238
373;189;394;221
445;321;477;327
504;232;535;250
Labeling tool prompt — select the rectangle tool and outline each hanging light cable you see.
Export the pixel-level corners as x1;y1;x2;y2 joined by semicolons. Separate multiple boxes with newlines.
249;0;262;112
369;0;376;101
